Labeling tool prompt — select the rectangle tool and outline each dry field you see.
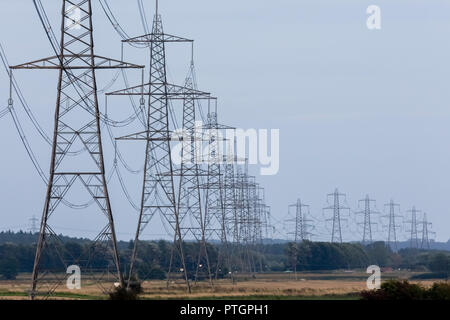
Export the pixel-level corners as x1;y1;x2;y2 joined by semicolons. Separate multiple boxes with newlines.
0;271;437;300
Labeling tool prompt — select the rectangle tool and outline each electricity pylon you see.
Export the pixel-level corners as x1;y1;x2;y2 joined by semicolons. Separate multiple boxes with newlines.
323;189;350;243
223;154;239;244
233;162;255;273
257;187;271;242
106;2;211;292
29;216;39;234
420;212;435;249
288;199;313;242
200;108;233;280
382;200;402;250
287;198;313;280
11;0;142;298
175;59;213;285
355;195;379;244
406;206;420;249
249;179;264;272
234;168;268;273
221;139;252;274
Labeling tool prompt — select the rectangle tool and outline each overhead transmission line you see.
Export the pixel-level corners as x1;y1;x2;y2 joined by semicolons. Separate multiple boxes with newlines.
31;0;148;212
33;0;143;128
0;7;123;210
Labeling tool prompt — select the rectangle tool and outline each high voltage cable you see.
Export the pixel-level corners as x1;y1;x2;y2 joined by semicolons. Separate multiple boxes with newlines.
0;107;9;119
105;118;143;175
119;69;147;127
114;162;140;212
8;95;116;210
10;1;273;252
33;0;144;128
137;0;150;35
99;0;150;48
8;104;48;185
101;0;182;130
0;42;52;146
30;0;150;193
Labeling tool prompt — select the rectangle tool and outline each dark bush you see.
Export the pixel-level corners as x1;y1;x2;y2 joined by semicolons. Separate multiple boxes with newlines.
126;276;143;295
361;280;426;300
109;286;139;300
427;282;450;300
361;280;450;300
428;253;450;274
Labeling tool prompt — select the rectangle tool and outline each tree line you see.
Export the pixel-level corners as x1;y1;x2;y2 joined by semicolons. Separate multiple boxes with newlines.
0;232;448;280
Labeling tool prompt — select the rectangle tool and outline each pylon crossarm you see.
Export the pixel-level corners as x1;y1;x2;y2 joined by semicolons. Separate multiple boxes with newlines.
106;82;213;99
171;168;209;176
115;130;210;141
201;123;234;130
11;55;143;70
123;33;193;43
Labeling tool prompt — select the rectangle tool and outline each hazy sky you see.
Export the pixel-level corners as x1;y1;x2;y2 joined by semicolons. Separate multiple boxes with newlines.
0;0;450;242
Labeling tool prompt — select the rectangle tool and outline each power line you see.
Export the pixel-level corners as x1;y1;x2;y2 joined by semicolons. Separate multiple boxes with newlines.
355;195;379;244
287;198;314;242
382;200;402;250
405;206;421;249
323;188;350;243
11;0;143;299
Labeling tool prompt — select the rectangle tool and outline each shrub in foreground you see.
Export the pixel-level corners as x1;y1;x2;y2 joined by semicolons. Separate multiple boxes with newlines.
427;282;450;300
361;280;450;300
109;284;142;300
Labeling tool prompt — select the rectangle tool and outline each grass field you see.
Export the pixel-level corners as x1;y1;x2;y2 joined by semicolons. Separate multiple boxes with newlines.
0;271;438;300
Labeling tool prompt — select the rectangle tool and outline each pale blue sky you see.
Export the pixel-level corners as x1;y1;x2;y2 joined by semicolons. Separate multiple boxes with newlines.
0;0;449;242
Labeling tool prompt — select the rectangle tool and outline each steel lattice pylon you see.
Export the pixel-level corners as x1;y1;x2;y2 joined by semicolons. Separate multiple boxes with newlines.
420;213;434;249
11;0;143;299
234;166;260;273
356;195;379;244
382;200;402;250
287;198;312;279
406;206;421;249
223;157;239;244
201;111;232;279
176;61;213;285
106;4;212;291
288;199;313;242
236;166;255;272
323;189;350;243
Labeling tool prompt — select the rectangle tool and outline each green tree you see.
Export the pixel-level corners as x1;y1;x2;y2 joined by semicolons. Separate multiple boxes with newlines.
428;253;450;275
0;256;19;280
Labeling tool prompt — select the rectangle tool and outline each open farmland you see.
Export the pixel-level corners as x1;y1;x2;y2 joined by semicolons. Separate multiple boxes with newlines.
0;271;438;300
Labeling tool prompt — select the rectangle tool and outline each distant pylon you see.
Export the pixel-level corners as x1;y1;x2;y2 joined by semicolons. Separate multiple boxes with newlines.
11;0;142;298
176;58;213;285
288;199;313;242
29;216;39;234
249;179;264;272
235;162;257;273
406;206;421;249
201;108;232;279
382;200;402;250
420;212;435;249
287;198;312;280
355;195;379;244
323;189;350;243
223;153;239;244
